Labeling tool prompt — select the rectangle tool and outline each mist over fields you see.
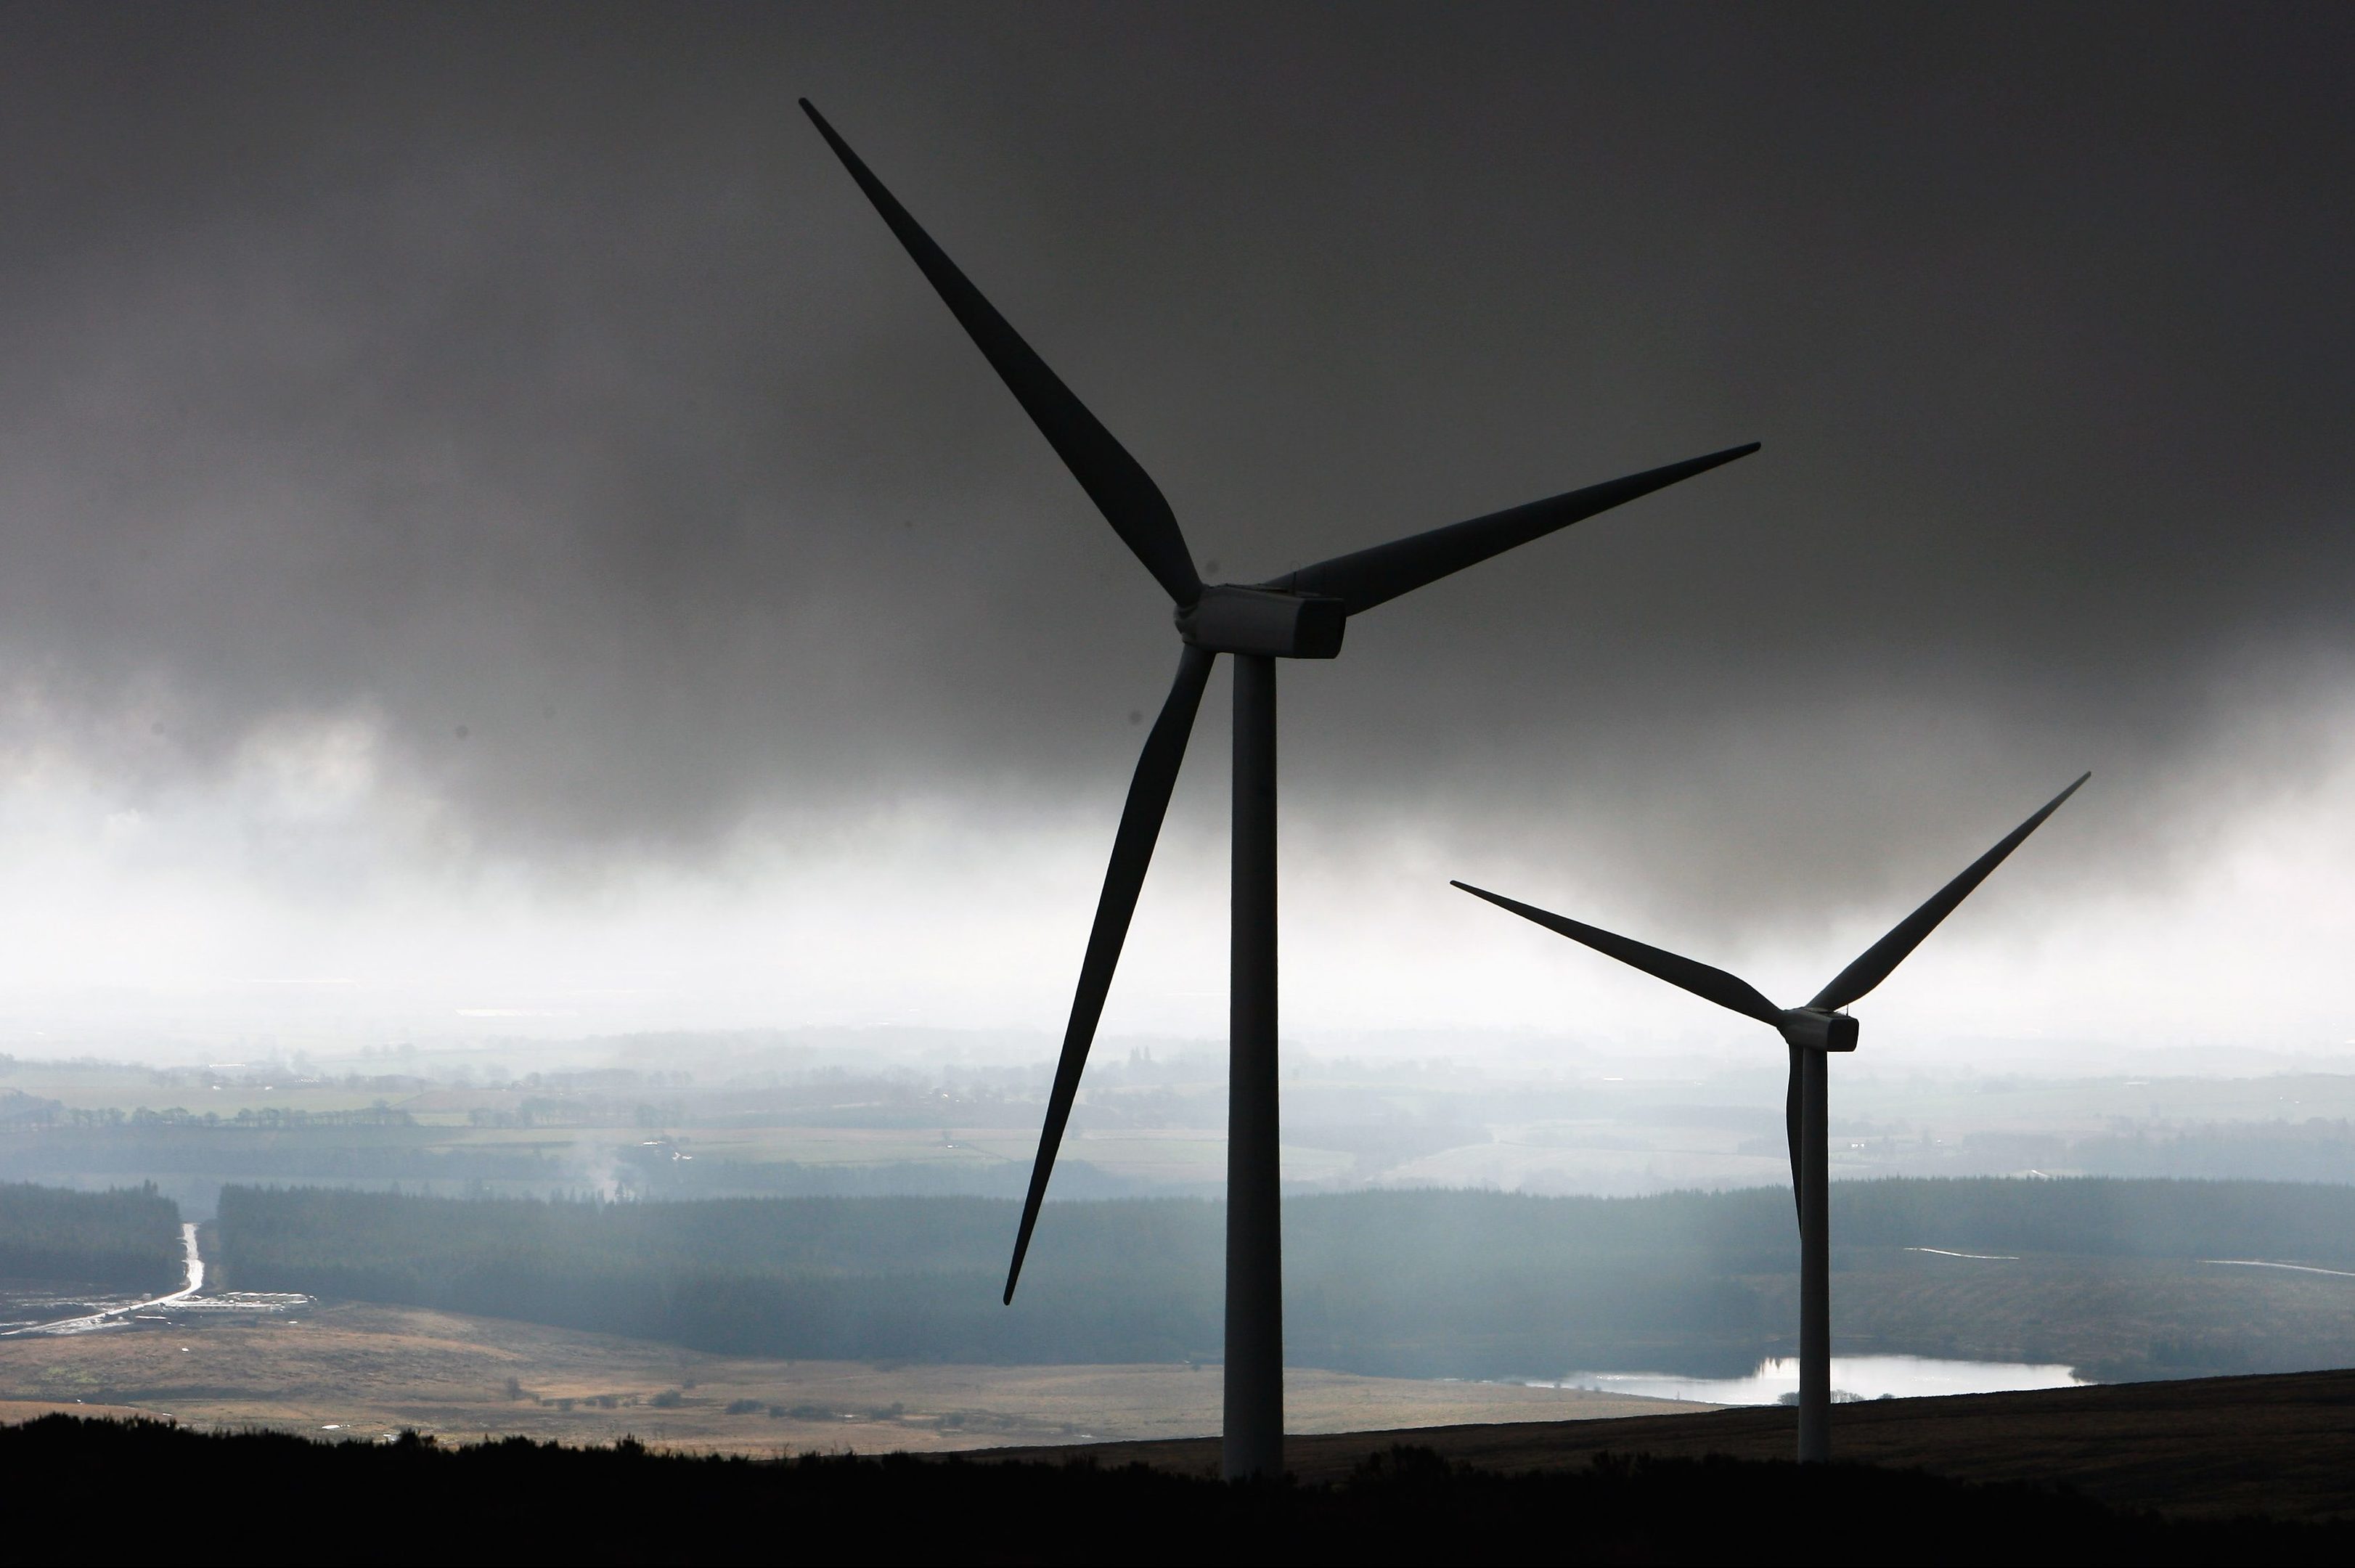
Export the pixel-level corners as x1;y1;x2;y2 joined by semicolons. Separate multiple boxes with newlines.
12;1032;2355;1220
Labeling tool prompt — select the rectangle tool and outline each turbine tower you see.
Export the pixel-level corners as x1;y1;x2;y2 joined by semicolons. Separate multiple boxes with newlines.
1453;772;2086;1464
804;100;1756;1479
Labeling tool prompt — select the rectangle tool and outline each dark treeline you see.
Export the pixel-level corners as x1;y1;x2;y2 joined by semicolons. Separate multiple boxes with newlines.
1823;1175;2355;1262
6;1417;2348;1566
2071;1122;2355;1183
0;1088;64;1127
621;1156;1162;1201
0;1181;181;1290
217;1179;2355;1377
219;1185;1765;1372
0;1128;1163;1199
33;1106;413;1130
1917;1120;2355;1184
221;1187;1244;1366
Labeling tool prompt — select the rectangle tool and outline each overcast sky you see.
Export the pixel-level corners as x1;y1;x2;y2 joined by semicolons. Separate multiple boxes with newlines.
0;4;2348;1063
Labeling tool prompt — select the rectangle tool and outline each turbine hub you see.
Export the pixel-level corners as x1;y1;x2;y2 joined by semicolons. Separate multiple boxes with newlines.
1779;1008;1859;1053
1176;584;1346;659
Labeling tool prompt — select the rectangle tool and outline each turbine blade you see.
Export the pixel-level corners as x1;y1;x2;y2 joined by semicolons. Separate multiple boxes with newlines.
801;100;1202;608
1786;1045;1803;1230
1005;646;1216;1302
1451;881;1784;1026
1268;444;1758;616
1809;772;2091;1012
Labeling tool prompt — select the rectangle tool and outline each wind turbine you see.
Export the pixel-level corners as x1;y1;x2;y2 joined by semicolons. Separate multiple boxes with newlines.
803;99;1756;1479
1452;772;2086;1464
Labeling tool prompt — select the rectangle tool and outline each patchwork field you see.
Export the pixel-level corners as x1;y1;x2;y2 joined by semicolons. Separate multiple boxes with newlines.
0;1300;1705;1453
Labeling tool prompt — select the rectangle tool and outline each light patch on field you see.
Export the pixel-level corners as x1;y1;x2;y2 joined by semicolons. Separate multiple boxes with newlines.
0;1302;1708;1453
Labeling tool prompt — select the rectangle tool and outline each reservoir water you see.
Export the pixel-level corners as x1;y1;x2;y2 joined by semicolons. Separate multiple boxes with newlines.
1536;1355;2087;1405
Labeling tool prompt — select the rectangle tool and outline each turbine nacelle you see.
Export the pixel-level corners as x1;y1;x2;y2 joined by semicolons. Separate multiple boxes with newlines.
1176;584;1347;659
1778;1008;1859;1053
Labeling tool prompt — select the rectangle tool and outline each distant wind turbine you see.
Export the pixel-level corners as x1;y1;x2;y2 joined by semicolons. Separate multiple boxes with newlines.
1453;772;2087;1463
803;99;1756;1479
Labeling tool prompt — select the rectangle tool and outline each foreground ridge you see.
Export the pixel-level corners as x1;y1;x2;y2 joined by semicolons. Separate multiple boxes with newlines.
3;1408;2348;1567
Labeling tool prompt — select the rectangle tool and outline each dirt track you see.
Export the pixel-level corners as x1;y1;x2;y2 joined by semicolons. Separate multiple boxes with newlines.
989;1368;2355;1521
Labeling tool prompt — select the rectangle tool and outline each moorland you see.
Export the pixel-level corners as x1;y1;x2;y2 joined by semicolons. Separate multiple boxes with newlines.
0;1297;1688;1451
7;1396;2355;1566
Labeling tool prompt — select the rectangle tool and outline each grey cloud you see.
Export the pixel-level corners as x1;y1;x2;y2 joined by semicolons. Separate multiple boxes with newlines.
0;4;2348;927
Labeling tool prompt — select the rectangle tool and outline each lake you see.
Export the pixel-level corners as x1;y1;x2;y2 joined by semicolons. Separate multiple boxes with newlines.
1534;1355;2088;1405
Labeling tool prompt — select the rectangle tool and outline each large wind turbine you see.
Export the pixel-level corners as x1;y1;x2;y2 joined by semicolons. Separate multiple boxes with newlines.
804;101;1755;1478
1453;772;2086;1464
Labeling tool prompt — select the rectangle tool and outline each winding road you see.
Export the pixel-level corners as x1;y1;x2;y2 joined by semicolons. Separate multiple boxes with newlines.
1;1222;203;1338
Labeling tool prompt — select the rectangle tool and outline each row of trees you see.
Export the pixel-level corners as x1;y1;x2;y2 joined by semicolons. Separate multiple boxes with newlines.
0;1180;182;1289
0;1132;560;1182
22;1104;415;1130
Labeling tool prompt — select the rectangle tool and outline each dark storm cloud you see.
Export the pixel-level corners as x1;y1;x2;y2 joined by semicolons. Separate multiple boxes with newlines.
0;4;2348;921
